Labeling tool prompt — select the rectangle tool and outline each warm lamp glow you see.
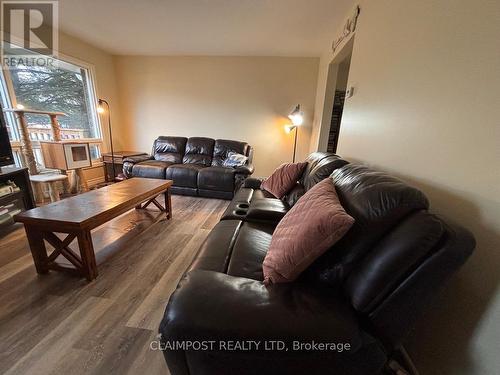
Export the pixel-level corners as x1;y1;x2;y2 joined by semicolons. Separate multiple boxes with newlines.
16;104;25;110
284;124;296;134
288;104;304;126
289;113;303;126
97;98;107;114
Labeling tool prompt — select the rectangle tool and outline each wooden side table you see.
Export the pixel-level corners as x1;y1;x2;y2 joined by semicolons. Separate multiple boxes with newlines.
102;151;147;182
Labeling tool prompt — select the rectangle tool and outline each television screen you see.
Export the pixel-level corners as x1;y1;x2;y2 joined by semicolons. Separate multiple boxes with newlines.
0;104;14;167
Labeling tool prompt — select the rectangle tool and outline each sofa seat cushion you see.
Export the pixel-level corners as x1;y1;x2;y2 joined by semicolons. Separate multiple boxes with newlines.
166;164;205;188
226;221;275;281
189;220;272;281
190;220;243;273
198;166;237;192
132;160;173;179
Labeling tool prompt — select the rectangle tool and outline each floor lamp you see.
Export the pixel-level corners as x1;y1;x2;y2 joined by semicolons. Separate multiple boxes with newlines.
285;124;299;163
97;99;115;182
285;104;304;163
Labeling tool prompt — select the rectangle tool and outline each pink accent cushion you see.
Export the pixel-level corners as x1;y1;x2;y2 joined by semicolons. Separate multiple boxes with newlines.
261;162;308;199
263;178;355;284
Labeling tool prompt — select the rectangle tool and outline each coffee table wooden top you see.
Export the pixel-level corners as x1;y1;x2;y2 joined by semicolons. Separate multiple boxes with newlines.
15;178;172;230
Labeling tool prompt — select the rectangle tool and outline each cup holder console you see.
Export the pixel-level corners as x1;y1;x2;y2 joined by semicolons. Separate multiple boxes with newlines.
233;202;250;217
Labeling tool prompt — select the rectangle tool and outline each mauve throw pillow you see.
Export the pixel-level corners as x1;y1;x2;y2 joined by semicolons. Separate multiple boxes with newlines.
263;178;355;284
261;162;308;199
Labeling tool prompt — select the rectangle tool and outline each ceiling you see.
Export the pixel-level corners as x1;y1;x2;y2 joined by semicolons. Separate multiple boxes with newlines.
58;0;354;56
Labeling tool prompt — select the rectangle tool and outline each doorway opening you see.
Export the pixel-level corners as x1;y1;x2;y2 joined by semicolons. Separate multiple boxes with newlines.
327;52;351;153
317;36;354;153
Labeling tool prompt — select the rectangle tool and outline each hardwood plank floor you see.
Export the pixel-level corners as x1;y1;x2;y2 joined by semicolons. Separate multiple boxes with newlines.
0;195;229;375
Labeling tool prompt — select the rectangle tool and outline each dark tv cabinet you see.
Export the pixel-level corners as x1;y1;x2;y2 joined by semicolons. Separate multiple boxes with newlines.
0;167;35;229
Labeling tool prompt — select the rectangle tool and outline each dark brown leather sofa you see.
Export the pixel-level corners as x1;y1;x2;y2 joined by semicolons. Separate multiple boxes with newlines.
159;152;475;374
123;136;254;199
221;152;349;223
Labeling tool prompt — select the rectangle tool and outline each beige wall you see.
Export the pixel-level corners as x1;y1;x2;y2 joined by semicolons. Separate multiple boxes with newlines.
58;31;122;150
57;31;122;184
312;0;500;374
113;56;319;176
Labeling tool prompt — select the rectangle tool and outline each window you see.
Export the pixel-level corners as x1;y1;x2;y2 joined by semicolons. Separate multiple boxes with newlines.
0;44;102;167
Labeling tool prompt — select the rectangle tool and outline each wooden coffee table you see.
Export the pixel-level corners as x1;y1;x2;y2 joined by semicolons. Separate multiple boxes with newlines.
14;178;173;281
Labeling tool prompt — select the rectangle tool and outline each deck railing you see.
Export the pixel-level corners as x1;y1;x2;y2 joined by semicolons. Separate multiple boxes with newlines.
27;125;86;141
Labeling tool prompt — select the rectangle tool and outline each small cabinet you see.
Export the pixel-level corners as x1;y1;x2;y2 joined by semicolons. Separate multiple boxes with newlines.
0;167;35;231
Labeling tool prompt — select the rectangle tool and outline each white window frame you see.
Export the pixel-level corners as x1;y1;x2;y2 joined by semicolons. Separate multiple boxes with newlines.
0;43;104;167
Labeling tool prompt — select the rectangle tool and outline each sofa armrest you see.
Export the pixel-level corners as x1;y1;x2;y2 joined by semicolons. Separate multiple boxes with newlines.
122;155;153;178
160;270;362;345
234;163;255;175
245;199;288;224
242;177;264;189
364;220;475;345
123;154;153;163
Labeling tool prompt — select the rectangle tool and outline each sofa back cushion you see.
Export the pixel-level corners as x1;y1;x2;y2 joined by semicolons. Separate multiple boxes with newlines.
304;164;429;286
212;139;249;167
183;137;215;166
299;152;329;180
153;136;187;163
301;152;349;191
280;152;348;207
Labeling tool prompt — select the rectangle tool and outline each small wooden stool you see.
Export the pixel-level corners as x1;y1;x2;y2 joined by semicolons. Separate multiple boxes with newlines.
30;174;69;203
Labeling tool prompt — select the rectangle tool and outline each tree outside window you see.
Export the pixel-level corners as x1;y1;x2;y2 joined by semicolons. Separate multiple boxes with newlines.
0;45;102;165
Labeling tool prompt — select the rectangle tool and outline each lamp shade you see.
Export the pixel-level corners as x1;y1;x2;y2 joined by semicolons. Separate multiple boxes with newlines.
288;104;304;126
97;99;105;113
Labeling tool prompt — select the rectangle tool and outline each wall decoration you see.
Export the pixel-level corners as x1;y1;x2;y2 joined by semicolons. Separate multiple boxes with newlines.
332;5;360;54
